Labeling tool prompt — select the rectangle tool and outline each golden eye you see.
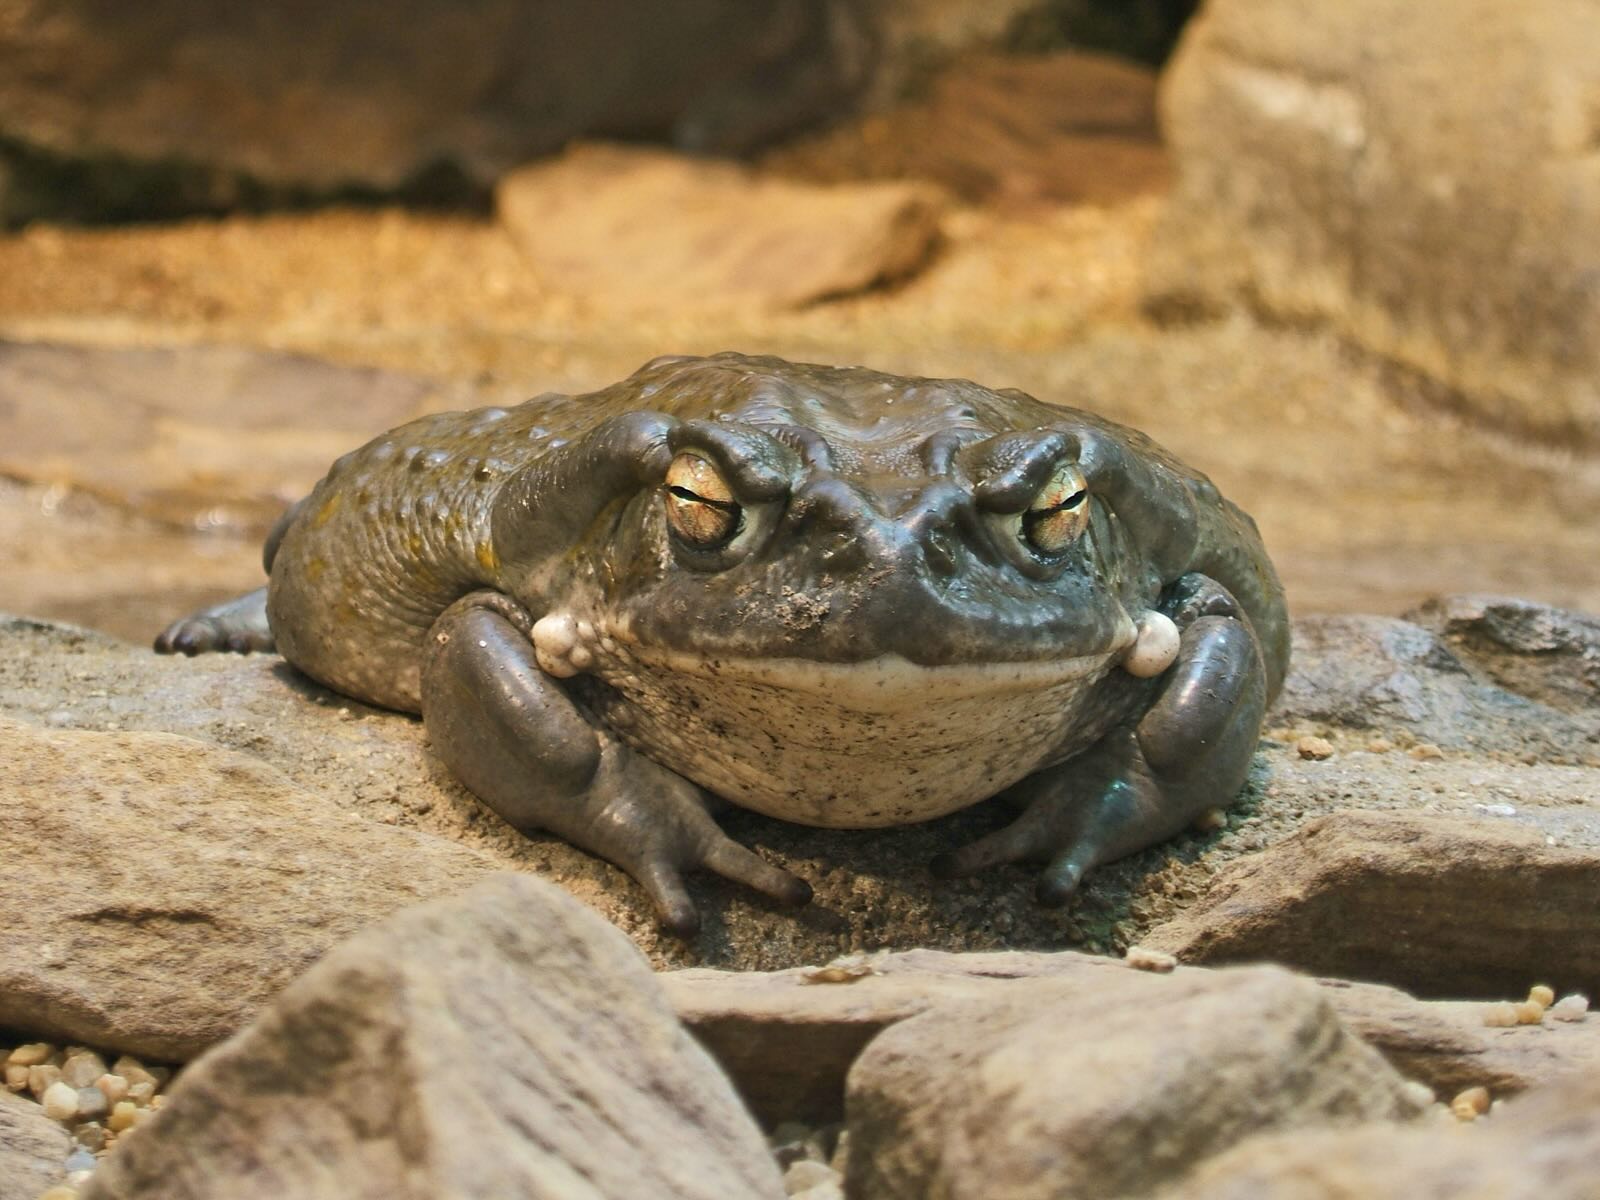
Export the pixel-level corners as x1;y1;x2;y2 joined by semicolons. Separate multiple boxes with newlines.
664;453;741;548
1021;461;1088;554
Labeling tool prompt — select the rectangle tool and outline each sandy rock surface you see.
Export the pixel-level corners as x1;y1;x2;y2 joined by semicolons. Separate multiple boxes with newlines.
1148;0;1600;447
0;712;498;1060
80;874;784;1200
1156;1072;1600;1200
498;144;946;311
0;1088;72;1200
844;964;1421;1200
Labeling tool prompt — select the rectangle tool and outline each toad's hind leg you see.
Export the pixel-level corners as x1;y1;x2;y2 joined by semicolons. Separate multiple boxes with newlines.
421;591;812;937
933;575;1267;905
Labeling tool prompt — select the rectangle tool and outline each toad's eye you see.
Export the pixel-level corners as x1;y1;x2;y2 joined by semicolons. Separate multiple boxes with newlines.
1021;461;1088;555
664;452;741;549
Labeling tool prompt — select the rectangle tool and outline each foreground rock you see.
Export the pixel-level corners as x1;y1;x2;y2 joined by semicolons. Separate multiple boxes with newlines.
666;951;1600;1125
1147;0;1600;447
0;715;498;1060
83;874;782;1200
845;965;1422;1200
497;144;945;310
1161;1072;1600;1199
1143;811;1600;1000
0;1089;71;1200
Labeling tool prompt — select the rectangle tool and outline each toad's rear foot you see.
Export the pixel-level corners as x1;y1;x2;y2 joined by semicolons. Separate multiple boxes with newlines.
154;587;275;655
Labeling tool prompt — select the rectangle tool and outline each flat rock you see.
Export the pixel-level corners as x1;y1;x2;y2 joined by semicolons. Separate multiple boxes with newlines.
665;950;1600;1126
0;1090;70;1200
496;144;946;311
1272;597;1600;757
1146;0;1600;447
1143;810;1600;1000
1160;1072;1600;1200
0;714;499;1060
82;874;783;1200
844;964;1421;1200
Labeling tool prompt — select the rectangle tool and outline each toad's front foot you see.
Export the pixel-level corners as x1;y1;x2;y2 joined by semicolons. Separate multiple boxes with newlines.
422;592;811;937
153;586;275;655
933;575;1267;904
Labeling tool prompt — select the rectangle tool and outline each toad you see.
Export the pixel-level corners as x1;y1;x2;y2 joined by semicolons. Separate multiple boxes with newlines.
157;353;1289;935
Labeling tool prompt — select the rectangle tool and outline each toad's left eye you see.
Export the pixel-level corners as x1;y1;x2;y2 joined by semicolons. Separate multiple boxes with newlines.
1021;461;1089;554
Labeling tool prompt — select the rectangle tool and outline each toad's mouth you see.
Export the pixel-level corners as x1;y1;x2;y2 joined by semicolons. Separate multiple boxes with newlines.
556;623;1137;827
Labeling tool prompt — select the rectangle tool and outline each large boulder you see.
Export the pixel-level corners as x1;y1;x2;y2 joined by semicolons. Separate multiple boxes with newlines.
844;964;1422;1199
82;873;783;1200
1146;0;1600;446
0;0;870;215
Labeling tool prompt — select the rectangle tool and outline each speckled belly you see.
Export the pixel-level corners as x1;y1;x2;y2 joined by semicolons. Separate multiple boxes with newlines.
578;643;1120;827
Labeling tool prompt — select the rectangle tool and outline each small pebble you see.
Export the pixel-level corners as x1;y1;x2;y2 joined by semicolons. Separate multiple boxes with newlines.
60;1051;107;1089
1451;1086;1491;1120
37;1189;77;1200
1482;1002;1519;1028
112;1057;159;1090
4;1063;28;1091
1125;946;1178;973
65;1148;98;1173
784;1160;841;1196
1514;1000;1545;1026
127;1081;156;1106
1527;985;1555;1009
108;1101;138;1133
76;1086;109;1120
95;1073;129;1104
1192;807;1228;833
7;1042;56;1067
831;1129;850;1176
29;1064;63;1098
74;1121;108;1152
1400;1080;1436;1110
792;1184;845;1200
1550;994;1590;1022
42;1080;80;1120
1296;735;1334;760
1410;742;1444;760
1366;736;1394;753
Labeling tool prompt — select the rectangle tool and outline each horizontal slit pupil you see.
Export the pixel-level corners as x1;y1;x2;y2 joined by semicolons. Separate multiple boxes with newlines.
668;485;738;511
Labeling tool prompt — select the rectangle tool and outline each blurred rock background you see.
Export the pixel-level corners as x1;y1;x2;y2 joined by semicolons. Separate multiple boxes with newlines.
2;0;1597;643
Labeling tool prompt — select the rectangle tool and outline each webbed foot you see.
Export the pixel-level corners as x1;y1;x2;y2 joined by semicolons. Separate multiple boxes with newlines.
422;592;811;937
154;587;275;655
932;574;1267;905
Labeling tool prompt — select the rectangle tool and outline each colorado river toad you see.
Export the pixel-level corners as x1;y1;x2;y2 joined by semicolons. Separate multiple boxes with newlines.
157;353;1289;935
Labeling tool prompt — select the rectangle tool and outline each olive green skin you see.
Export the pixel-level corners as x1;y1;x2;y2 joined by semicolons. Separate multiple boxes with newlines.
266;353;1286;710
159;352;1288;934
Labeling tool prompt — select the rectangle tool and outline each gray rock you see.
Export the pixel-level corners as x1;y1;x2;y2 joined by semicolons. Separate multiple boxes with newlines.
1158;1071;1600;1200
844;964;1422;1200
81;874;784;1200
1146;0;1600;447
0;1090;70;1200
666;950;1600;1127
1142;810;1600;1000
0;713;499;1060
1272;598;1600;757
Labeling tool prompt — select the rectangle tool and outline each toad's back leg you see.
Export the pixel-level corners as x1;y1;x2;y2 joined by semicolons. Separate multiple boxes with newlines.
153;497;307;655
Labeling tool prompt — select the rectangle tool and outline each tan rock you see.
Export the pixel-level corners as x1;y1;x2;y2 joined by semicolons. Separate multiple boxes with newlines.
497;144;945;311
1147;0;1600;446
0;716;498;1061
82;874;783;1200
1142;811;1600;1001
0;1089;71;1200
1158;1073;1600;1199
844;965;1421;1200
